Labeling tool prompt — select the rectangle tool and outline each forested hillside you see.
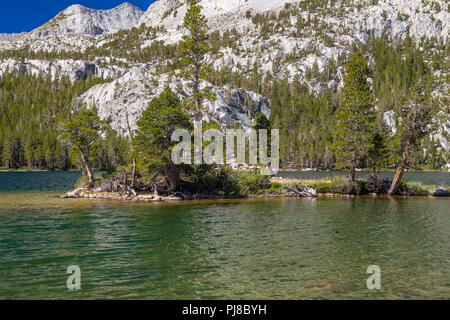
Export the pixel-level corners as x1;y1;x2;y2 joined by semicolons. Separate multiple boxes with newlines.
0;72;128;170
208;36;448;168
0;0;448;171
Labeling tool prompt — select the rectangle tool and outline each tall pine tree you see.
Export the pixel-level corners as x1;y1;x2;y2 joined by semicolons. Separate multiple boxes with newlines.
178;0;213;118
333;52;376;182
133;87;192;192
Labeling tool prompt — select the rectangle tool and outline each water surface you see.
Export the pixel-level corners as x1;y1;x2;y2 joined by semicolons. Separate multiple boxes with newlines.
0;172;449;299
0;171;84;192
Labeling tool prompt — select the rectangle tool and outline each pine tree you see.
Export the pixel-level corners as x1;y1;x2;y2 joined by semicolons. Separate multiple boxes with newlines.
2;134;13;169
253;113;272;132
133;87;192;192
367;132;389;184
332;52;376;182
178;0;212;118
60;107;111;188
388;79;436;195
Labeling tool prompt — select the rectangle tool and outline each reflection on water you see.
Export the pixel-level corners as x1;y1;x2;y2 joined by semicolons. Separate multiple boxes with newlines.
0;192;449;299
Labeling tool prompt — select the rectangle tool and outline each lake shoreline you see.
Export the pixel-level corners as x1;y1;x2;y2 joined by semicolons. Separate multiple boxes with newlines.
61;174;450;202
61;188;450;203
1;170;447;198
2;168;450;173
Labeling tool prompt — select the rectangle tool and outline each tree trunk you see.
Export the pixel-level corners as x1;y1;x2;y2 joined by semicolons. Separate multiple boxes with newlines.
370;167;379;183
349;166;356;182
84;163;95;188
163;158;180;192
123;173;128;192
79;149;95;188
125;109;137;190
388;141;410;195
194;55;200;107
131;159;137;189
390;107;417;195
193;51;203;121
370;167;383;191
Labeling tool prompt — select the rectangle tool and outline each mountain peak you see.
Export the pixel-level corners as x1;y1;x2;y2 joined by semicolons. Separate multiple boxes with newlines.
66;3;87;9
64;3;92;13
31;2;144;38
117;2;135;8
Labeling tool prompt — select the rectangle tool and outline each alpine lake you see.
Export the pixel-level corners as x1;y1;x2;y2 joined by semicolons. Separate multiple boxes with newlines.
0;171;448;299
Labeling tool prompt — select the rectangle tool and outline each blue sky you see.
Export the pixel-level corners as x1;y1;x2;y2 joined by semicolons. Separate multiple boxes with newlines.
0;1;156;33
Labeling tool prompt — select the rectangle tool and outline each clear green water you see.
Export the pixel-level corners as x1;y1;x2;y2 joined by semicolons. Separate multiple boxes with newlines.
0;173;449;300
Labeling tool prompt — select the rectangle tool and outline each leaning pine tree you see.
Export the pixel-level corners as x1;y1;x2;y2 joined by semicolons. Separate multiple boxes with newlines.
333;52;376;182
59;107;111;188
388;79;435;195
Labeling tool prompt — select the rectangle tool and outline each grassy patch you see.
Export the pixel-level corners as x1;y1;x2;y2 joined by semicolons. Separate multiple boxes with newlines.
307;180;334;194
306;177;441;196
182;167;272;196
305;176;372;195
399;181;436;196
268;182;284;194
233;171;271;195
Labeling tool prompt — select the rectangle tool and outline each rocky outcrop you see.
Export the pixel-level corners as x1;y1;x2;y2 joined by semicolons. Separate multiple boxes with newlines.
0;33;25;42
77;68;270;133
61;189;177;202
0;3;144;52
432;188;450;197
139;0;448;41
61;189;248;201
0;58;270;133
0;58;124;82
